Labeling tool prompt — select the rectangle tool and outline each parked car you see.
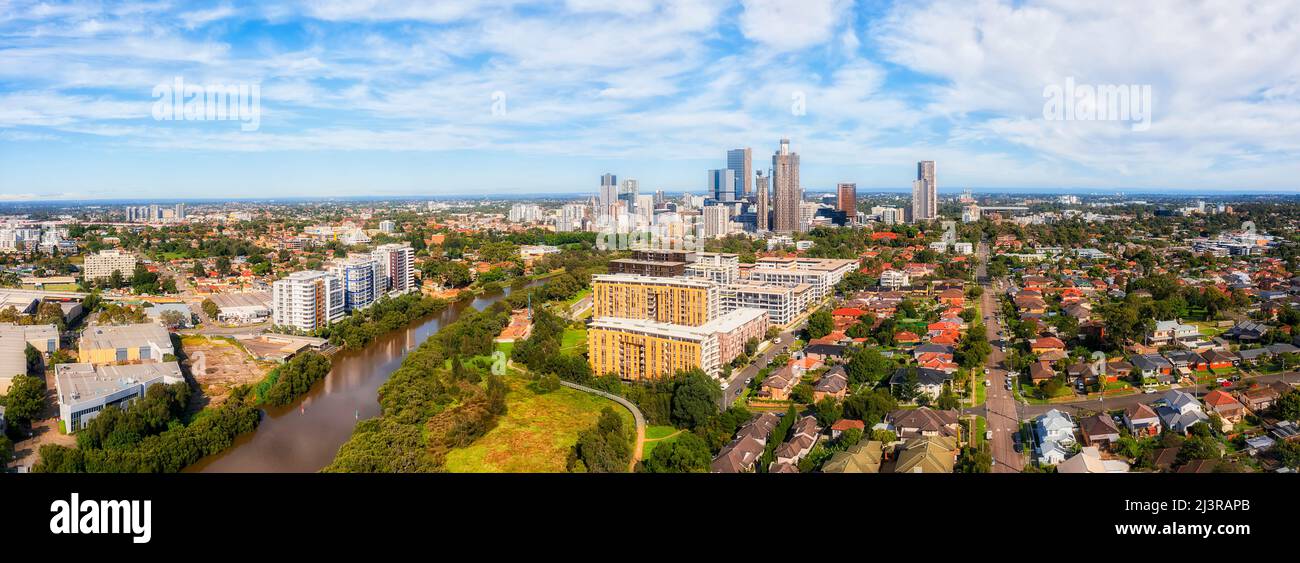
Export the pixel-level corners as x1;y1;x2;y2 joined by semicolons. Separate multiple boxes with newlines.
1143;387;1156;394
985;430;993;441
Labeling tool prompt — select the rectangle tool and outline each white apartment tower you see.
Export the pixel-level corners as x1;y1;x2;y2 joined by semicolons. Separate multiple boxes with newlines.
84;249;137;281
912;160;937;223
272;270;345;332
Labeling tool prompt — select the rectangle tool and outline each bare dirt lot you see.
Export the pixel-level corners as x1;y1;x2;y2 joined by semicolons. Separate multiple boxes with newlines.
181;336;273;407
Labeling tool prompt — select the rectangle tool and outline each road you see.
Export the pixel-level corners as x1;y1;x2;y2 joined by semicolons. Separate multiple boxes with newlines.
720;320;806;410
975;241;1024;473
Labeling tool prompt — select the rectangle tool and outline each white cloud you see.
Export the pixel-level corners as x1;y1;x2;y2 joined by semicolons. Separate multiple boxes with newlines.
739;0;849;52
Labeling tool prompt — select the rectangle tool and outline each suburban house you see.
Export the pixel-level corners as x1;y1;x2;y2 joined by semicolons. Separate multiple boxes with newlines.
760;365;797;401
885;408;960;439
711;413;780;473
893;435;959;473
821;440;884;473
773;416;821;468
1034;409;1077;465
1057;446;1130;474
813;366;849;402
1146;319;1201;347
1156;390;1209;435
1030;336;1066;355
1122;403;1162;437
1132;354;1174;384
1193;349;1239;371
829;418;865;439
1079;413;1122;448
888;367;953;401
1029;361;1056;384
1203;390;1245;425
1240;386;1281;412
1223;321;1271;342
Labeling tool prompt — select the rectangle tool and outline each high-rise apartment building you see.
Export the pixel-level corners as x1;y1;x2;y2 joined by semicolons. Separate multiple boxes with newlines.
707;169;736;203
590;274;719;327
330;255;381;311
755;170;770;231
558;203;589;232
272;270;345;332
912;160;937;223
599;173;619;218
83;249;137;281
727;148;752;197
371;243;415;295
772;138;801;232
836;183;857;218
702;205;729;239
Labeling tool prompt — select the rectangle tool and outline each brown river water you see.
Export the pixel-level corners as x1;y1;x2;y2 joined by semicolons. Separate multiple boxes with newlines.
185;283;532;473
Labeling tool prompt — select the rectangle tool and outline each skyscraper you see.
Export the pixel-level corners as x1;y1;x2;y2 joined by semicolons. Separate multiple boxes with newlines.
727;148;752;197
707;168;737;203
772;138;801;232
620;178;639;213
755;170;770;232
703;205;729;239
911;161;937;223
599;173;619;219
836;183;857;218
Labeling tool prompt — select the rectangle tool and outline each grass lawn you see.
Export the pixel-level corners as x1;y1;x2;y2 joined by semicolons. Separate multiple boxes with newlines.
642;425;683;457
23;282;80;291
560;326;587;353
444;374;634;473
495;340;514;358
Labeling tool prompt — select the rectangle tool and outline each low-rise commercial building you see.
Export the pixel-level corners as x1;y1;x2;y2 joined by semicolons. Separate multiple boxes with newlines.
77;323;175;364
55;362;184;432
0;323;58;393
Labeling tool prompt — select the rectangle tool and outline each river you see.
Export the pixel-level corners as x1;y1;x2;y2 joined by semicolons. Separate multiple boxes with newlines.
185;283;534;473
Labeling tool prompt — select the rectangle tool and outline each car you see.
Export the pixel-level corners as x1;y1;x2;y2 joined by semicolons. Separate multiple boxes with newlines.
1220;381;1233;388
1215;377;1226;384
984;379;991;386
1143;387;1156;394
771;338;781;344
983;368;990;375
985;430;993;440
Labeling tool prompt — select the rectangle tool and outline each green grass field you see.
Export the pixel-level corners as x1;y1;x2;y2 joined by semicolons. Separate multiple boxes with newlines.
641;425;683;457
560;326;587;353
444;375;634;473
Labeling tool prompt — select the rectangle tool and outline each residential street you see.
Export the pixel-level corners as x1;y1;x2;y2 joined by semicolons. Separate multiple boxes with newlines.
720;319;806;410
976;241;1024;473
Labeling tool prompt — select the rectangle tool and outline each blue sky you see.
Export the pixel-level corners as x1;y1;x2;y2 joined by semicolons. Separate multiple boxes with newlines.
2;0;1299;200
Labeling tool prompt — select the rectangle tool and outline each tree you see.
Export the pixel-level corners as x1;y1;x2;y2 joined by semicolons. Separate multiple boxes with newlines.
638;432;711;473
845;346;889;386
670;369;722;429
813;397;843;426
1274;389;1300;421
159;309;187;329
568;407;631;473
807;309;834;340
202;299;220;320
3;374;46;425
192;261;206;278
957;444;992;473
0;435;12;466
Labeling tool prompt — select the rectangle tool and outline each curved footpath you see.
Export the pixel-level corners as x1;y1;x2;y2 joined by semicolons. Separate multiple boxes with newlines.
558;380;647;472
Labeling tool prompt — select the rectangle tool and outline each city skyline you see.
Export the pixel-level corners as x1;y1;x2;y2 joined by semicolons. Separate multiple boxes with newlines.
2;1;1300;200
